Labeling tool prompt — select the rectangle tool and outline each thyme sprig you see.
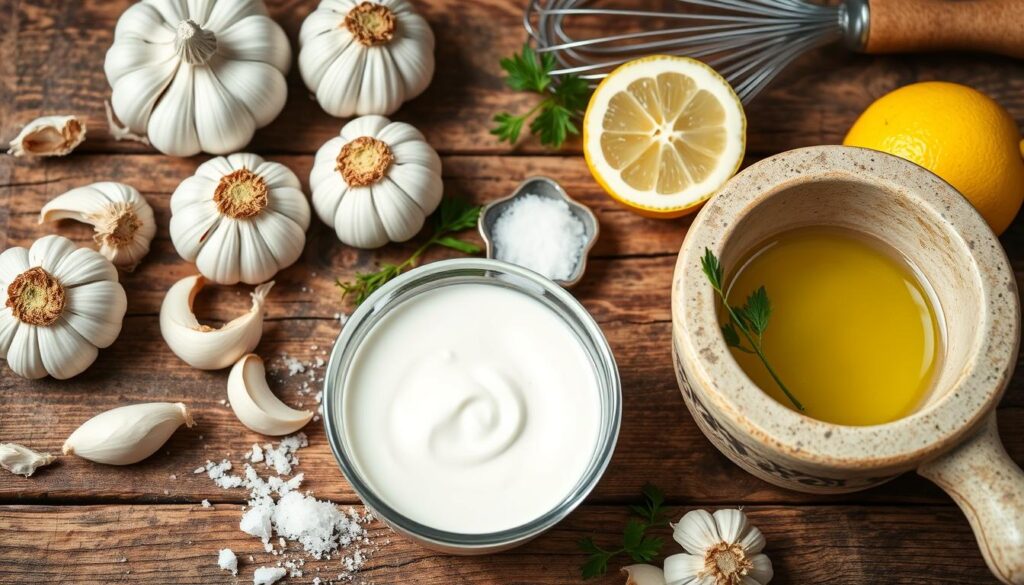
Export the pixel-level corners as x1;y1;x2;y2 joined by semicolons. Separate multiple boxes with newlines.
335;197;481;306
700;248;804;411
578;484;669;579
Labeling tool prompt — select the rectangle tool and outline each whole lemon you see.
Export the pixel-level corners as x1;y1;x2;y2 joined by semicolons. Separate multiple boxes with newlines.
844;81;1024;235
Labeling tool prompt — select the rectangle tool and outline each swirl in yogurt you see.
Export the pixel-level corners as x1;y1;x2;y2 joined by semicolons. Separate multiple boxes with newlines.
343;283;600;534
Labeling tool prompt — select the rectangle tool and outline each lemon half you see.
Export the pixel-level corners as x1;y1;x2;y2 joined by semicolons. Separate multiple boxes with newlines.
583;56;746;218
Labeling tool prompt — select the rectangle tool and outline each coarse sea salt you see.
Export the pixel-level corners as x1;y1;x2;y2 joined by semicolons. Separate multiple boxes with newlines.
491;193;588;281
218;548;238;575
253;566;287;585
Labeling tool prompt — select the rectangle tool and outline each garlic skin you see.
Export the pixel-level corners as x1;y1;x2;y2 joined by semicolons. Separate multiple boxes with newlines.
63;402;194;465
666;509;773;585
299;0;435;117
170;153;310;285
623;565;667;585
310;115;442;248
228;354;313;436
7;115;86;157
0;235;127;379
160;274;273;370
0;443;56;477
40;182;157;272
104;0;291;156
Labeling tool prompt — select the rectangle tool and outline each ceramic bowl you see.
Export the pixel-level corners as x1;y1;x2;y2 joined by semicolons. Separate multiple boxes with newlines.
672;146;1024;584
478;176;598;288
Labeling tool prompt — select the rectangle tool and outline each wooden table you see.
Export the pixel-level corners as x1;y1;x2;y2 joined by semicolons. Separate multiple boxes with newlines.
1;1;1022;583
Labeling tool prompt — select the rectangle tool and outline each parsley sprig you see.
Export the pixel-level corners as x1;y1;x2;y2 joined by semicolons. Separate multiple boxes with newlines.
578;484;669;579
701;249;804;411
335;197;481;306
491;44;590;148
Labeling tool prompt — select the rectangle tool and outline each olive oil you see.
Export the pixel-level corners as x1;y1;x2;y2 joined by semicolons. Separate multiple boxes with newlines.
727;227;942;426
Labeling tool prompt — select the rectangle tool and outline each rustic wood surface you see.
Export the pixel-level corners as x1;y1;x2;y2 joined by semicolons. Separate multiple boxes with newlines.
0;0;1022;584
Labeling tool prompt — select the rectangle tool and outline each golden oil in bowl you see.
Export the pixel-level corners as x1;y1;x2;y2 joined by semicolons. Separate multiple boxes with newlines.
727;226;942;426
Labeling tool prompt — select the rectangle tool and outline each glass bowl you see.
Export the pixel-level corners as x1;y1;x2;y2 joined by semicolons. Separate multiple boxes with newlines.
322;258;621;554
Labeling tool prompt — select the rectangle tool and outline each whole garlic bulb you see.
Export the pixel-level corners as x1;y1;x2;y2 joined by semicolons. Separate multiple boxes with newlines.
170;153;310;285
40;181;157;272
0;235;127;379
311;115;442;248
666;509;773;585
104;0;291;156
299;0;435;117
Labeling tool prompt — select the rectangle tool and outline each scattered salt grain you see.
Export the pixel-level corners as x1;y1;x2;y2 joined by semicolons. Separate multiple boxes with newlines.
218;548;238;575
253;566;287;585
491;193;588;281
201;499;212;508
240;498;275;542
249;443;264;463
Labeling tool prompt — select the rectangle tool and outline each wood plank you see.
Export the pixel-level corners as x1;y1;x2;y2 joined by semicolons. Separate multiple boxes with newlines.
6;1;1024;156
0;315;1020;503
0;503;999;584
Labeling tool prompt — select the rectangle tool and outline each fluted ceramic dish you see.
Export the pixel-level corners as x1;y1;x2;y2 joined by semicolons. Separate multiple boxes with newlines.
478;176;598;288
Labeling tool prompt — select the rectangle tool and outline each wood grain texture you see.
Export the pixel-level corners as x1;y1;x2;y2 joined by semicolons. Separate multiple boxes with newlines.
865;0;1024;59
0;504;1002;584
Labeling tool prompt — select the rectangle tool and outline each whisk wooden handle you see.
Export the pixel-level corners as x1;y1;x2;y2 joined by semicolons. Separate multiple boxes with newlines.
865;0;1024;58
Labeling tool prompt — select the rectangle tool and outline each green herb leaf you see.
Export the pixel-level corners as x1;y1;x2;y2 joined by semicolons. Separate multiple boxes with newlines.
336;197;482;306
629;535;664;562
701;247;723;291
579;484;669;579
622;519;645;550
581;552;610;580
721;322;742;348
490;112;526;144
744;286;771;335
492;43;590;149
577;537;602;555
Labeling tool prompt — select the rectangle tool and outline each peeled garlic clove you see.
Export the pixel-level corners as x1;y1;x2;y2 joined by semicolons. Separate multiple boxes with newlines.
39;182;157;271
7;115;86;157
0;443;56;477
62;402;194;465
228;353;313;436
622;565;667;585
160;275;274;370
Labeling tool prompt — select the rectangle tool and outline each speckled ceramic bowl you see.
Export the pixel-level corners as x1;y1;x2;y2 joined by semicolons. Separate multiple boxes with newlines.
672;146;1024;584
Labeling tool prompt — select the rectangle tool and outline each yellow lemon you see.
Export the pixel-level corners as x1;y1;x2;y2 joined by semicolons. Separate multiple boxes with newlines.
844;81;1024;235
583;56;746;218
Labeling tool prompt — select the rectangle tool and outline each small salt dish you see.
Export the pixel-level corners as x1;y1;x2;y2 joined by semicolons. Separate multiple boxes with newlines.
478;176;599;288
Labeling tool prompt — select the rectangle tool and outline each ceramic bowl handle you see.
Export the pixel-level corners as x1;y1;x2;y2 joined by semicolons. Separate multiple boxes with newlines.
918;413;1024;585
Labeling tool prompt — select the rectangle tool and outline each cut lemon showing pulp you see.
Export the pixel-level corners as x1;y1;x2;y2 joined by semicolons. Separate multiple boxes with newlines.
583;56;746;218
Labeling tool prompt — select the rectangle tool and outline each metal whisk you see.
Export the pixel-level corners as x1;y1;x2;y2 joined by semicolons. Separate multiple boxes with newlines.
524;0;1024;103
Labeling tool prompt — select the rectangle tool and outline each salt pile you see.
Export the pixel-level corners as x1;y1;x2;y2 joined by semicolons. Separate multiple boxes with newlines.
491;193;588;280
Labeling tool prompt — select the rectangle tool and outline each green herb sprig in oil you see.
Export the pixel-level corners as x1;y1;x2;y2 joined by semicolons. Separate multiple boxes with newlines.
336;197;481;306
701;248;804;412
577;484;669;580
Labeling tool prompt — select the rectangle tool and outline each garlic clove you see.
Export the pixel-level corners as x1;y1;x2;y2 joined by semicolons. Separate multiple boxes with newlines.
341;114;391;141
0;308;18;355
336;188;389;249
622;564;667;585
38;320;98;380
28;234;78;274
714;508;766;555
147;65;201;157
748;553;774;584
356;49;404;115
371;179;426;242
168;200;221;260
40;182;157;271
214;12;292;73
63;281;127;348
387;16;435;100
252;210;306;270
298;25;349;91
663;553;711;585
315;42;366;117
63;402;194;465
193;67;256;155
228;354;313;436
110;58;179;134
672;509;723;554
7;115;86;157
0;443;56;477
195;220;242;285
0;247;31;285
214;58;288;128
8;325;45;380
237;221;279;285
160;274;274;370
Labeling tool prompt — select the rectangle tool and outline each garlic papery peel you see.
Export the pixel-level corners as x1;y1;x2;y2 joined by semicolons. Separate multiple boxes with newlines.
623;565;667;585
7;115;86;157
228;354;313;436
160;275;274;370
0;235;127;379
666;509;773;585
299;0;435;117
0;443;56;477
40;182;157;271
62;402;194;465
170;153;310;285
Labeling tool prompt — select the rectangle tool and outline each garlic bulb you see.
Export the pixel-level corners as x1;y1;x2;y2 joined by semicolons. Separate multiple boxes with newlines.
63;402;194;465
0;235;127;379
7;115;86;157
40;182;157;271
622;565;666;585
104;0;291;156
299;0;435;117
0;443;56;477
666;509;773;585
170;153;310;284
228;354;313;435
160;274;273;370
311;115;442;248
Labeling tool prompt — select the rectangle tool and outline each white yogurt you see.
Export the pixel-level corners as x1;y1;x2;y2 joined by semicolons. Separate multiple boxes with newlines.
343;283;601;534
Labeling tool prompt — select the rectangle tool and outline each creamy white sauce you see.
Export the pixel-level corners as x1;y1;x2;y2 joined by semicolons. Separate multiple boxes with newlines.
343;283;601;534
